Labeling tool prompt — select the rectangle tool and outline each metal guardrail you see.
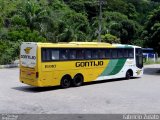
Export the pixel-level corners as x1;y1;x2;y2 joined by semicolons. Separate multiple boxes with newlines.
0;64;19;69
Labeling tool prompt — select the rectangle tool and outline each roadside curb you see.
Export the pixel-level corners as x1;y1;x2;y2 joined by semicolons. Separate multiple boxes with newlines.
0;64;19;69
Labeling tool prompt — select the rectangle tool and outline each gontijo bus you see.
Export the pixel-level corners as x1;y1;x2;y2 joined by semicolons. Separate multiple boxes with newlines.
20;42;143;88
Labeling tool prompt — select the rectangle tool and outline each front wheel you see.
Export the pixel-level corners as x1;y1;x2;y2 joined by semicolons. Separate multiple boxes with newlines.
126;71;131;80
61;76;71;88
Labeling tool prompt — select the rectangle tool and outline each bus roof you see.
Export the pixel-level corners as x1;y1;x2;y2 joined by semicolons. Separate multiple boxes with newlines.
23;42;140;48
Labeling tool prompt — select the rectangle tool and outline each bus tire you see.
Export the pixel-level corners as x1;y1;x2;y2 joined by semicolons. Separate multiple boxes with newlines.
72;74;83;87
61;75;71;88
125;70;132;80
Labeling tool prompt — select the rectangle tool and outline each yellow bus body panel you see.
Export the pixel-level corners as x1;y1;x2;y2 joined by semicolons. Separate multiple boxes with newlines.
38;60;110;86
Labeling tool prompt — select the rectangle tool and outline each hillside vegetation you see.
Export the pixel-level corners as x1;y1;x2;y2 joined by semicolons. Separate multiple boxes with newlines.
0;0;160;64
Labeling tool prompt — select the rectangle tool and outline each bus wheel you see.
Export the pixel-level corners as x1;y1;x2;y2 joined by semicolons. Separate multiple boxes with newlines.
61;76;71;88
72;74;83;87
126;71;131;80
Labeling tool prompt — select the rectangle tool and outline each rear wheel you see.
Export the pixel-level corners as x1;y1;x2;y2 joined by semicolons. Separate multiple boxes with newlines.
61;76;71;88
126;71;131;80
72;74;83;87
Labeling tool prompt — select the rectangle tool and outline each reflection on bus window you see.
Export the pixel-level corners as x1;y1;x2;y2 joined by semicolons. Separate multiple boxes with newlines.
99;49;106;59
85;49;92;59
69;50;76;60
92;49;99;59
60;49;68;60
77;50;84;59
51;50;59;60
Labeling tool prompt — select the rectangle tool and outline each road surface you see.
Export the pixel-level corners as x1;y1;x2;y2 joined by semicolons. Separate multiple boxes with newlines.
0;64;160;114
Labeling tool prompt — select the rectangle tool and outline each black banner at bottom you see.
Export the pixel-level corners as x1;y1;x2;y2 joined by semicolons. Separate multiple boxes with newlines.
0;114;160;120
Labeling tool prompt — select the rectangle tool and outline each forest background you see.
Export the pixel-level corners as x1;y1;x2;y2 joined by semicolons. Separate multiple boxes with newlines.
0;0;160;64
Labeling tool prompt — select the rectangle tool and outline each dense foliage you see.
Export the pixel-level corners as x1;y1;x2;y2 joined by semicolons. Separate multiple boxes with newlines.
0;0;160;64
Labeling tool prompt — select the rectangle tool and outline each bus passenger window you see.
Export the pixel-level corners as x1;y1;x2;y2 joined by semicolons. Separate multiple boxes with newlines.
92;49;99;59
85;50;92;59
42;49;51;61
128;49;134;58
118;49;123;58
124;49;128;58
60;49;68;60
69;50;76;60
51;50;59;60
106;49;111;58
112;49;117;58
77;50;84;59
99;49;105;59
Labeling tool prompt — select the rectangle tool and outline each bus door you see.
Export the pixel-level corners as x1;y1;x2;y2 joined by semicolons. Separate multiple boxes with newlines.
135;48;143;69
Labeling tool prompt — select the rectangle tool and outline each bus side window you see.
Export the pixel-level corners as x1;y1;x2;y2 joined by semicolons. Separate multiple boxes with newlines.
42;49;46;61
123;49;128;58
112;49;118;59
92;49;99;59
117;49;123;58
106;49;111;59
128;49;134;58
99;49;106;59
85;49;92;59
51;49;59;60
69;49;76;60
76;49;84;59
60;49;69;60
42;48;51;61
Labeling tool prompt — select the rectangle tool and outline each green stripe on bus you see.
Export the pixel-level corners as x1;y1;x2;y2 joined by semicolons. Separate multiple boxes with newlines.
109;59;127;75
100;59;119;76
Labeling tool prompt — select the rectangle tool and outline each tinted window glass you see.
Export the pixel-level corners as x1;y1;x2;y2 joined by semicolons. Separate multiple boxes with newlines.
85;49;92;59
69;49;76;60
42;48;60;61
99;49;106;59
118;49;123;58
51;50;59;60
128;49;134;58
124;49;128;58
92;49;99;59
112;49;117;58
136;48;143;68
60;49;68;60
77;49;84;59
42;49;51;61
106;49;111;58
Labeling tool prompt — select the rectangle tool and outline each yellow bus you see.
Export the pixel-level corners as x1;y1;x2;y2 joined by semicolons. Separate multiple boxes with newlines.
20;42;143;88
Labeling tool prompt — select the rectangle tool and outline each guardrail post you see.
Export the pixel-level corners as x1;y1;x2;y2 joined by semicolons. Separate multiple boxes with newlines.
154;54;156;63
147;54;149;61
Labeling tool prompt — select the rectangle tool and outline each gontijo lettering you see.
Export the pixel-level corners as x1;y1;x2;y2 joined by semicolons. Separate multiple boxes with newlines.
21;55;36;60
76;61;103;67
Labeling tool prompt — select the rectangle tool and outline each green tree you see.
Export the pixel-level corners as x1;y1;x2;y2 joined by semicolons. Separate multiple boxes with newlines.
101;34;120;43
144;7;160;54
16;0;50;31
91;11;141;44
57;11;90;42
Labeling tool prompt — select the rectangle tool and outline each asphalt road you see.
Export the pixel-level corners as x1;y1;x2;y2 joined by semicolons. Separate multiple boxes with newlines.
0;64;160;114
